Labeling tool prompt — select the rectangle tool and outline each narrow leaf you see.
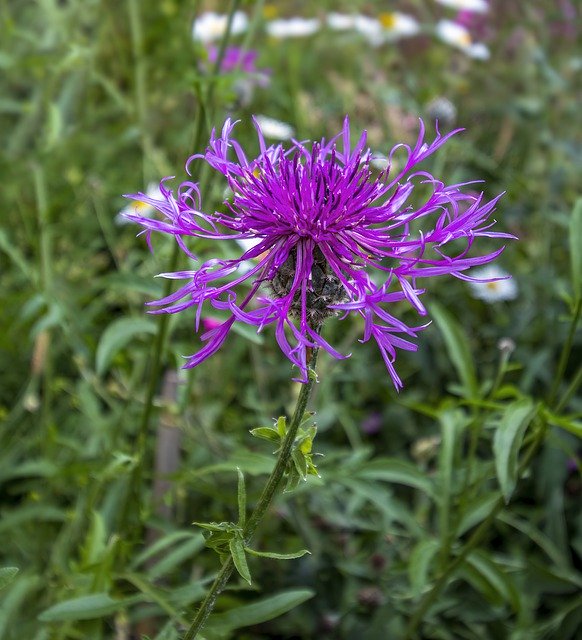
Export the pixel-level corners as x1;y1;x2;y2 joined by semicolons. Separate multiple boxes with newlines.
408;539;440;597
357;457;434;497
570;198;582;300
206;589;314;632
429;302;478;398
493;398;537;502
245;548;310;560
237;468;246;527
249;427;280;443
38;593;143;622
229;537;252;585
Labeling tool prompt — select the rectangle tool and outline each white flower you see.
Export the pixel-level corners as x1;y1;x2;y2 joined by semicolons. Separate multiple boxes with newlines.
468;266;518;302
265;17;320;38
370;153;390;171
353;15;384;46
326;12;358;31
350;13;420;46
378;12;421;39
116;182;162;225
254;115;295;140
192;11;248;43
433;0;489;14
435;19;490;59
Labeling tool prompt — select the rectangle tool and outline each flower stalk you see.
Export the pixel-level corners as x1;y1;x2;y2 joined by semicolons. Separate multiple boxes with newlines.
183;347;320;640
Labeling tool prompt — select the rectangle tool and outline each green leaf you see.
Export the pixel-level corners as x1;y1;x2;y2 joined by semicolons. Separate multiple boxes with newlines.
408;539;440;597
146;534;205;580
96;317;157;376
249;427;281;443
570;198;582;300
229;537;252;585
245;548;310;560
429;302;478;398
437;410;463;552
464;550;521;612
457;492;499;536
357;457;434;497
276;416;287;437
131;531;201;569
237;468;246;527
38;593;143;622
493;398;537;502
545;411;582;439
0;567;19;591
205;589;315;632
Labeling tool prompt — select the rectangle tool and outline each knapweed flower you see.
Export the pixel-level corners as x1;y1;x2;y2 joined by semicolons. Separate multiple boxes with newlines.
192;11;248;43
124;118;511;389
435;19;490;59
204;46;270;103
467;265;518;302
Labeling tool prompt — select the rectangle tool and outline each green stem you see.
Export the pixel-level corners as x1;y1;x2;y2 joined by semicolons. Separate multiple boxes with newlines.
404;420;547;639
182;349;320;640
548;296;582;407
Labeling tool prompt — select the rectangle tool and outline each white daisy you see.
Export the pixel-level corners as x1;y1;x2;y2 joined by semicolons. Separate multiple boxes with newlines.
265;17;320;38
435;19;490;58
468;266;518;302
433;0;489;14
378;12;421;40
254;115;295;140
326;12;358;31
192;11;248;43
116;182;162;225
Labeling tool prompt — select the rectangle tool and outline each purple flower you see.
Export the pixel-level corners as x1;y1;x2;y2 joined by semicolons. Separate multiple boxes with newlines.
124;118;512;389
206;46;270;87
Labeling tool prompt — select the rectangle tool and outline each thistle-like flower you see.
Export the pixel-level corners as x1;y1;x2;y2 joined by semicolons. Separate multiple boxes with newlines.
124;118;511;389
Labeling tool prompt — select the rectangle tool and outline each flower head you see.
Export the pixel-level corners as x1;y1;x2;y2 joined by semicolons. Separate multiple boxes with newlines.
265;17;320;38
124;118;511;389
192;11;248;43
435;19;490;59
467;265;518;302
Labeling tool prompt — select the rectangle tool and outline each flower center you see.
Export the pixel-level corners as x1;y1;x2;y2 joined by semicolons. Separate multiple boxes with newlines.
269;246;348;326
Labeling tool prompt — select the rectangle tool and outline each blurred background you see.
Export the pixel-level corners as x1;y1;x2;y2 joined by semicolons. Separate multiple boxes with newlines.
1;1;581;639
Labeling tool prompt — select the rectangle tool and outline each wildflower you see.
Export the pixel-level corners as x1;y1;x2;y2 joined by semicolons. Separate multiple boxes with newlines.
378;12;420;40
116;182;162;225
253;115;294;140
204;46;270;105
468;265;517;302
352;15;385;46
124;118;511;389
326;12;359;31
433;0;489;13
435;19;490;59
192;11;248;43
265;17;320;38
369;152;390;171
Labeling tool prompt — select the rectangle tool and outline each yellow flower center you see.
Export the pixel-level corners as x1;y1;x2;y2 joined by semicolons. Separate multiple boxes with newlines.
486;281;500;291
379;13;397;29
